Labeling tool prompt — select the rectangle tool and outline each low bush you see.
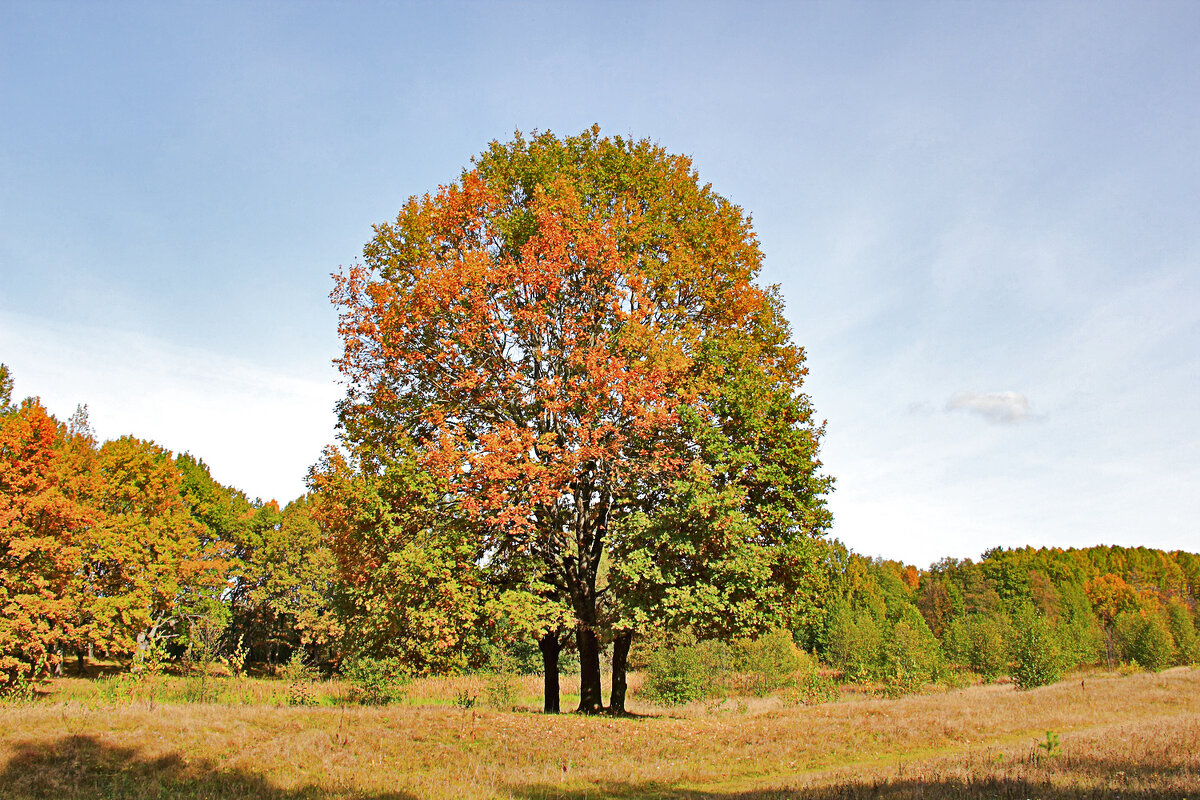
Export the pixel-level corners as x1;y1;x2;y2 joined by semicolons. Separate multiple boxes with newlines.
641;640;714;705
1115;609;1176;672
641;630;816;705
484;672;519;710
823;601;884;682
728;629;804;696
881;606;945;694
280;651;319;706
1010;605;1066;689
788;650;839;705
1166;599;1200;665
944;613;1011;681
341;656;409;705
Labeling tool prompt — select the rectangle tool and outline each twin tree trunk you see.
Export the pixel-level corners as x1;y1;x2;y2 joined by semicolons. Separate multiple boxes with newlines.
538;474;636;714
539;627;634;716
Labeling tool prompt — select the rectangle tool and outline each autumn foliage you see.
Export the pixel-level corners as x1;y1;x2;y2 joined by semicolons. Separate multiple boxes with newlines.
0;400;89;682
0;364;337;687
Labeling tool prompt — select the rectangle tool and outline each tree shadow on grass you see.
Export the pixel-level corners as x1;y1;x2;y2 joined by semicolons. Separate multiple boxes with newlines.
504;750;1200;800
0;735;419;800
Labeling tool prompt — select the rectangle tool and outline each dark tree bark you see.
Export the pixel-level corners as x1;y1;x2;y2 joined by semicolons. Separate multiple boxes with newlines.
576;625;604;713
609;629;633;715
539;631;562;714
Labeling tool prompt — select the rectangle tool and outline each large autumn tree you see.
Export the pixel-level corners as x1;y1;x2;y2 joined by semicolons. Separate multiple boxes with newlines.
327;127;831;713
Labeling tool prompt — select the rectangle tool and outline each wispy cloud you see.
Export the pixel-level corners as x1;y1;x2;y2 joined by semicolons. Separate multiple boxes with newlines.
946;391;1035;424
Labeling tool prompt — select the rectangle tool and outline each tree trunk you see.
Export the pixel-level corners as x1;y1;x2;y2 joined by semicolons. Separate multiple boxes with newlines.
609;630;633;715
539;631;562;714
576;625;604;713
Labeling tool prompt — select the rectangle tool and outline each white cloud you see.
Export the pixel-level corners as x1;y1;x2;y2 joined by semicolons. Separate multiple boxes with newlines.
946;391;1035;424
1;312;342;503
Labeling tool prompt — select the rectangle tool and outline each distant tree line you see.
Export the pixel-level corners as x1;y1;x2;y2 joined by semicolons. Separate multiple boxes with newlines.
795;540;1200;692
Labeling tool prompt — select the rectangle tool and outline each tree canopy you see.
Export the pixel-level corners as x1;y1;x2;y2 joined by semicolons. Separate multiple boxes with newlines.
324;126;833;712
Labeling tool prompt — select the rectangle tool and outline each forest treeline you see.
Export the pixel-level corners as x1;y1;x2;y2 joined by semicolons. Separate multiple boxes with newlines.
3;361;1198;699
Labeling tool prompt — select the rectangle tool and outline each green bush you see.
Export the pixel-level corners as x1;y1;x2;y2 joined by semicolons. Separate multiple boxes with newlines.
281;651;319;706
484;671;520;710
790;650;839;705
341;656;409;705
641;631;828;705
1166;600;1200;665
941;616;972;667
1009;606;1066;690
880;606;945;695
969;615;1012;681
944;613;1012;681
824;600;884;682
1;656;46;704
728;629;803;696
1056;583;1105;668
641;641;716;706
1115;610;1176;672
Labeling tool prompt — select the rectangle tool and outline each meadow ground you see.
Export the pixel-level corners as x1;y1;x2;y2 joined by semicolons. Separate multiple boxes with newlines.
1;667;1198;799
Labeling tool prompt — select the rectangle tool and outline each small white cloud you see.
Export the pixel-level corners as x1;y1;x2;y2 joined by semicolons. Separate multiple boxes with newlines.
946;391;1035;424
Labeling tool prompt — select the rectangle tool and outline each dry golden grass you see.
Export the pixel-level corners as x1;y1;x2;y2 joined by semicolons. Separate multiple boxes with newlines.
2;668;1198;799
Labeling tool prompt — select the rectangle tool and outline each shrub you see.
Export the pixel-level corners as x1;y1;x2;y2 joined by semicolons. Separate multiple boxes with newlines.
824;600;884;682
642;631;826;705
1010;605;1066;690
484;671;519;710
341;656;409;705
1056;583;1105;668
97;673;138;705
970;615;1011;681
641;641;714;705
453;688;477;709
281;650;319;706
728;629;803;696
941;616;972;667
0;657;44;704
1115;610;1176;672
880;606;945;695
947;613;1013;682
1165;600;1199;666
789;650;839;705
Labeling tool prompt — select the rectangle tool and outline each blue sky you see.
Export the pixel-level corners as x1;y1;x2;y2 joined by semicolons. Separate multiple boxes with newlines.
2;1;1197;566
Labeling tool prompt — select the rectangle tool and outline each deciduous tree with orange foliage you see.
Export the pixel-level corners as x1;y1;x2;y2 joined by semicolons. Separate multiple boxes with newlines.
76;434;221;661
0;392;90;685
325;127;832;713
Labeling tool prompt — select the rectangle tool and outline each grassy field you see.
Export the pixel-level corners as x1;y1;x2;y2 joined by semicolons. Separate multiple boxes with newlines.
2;667;1198;799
